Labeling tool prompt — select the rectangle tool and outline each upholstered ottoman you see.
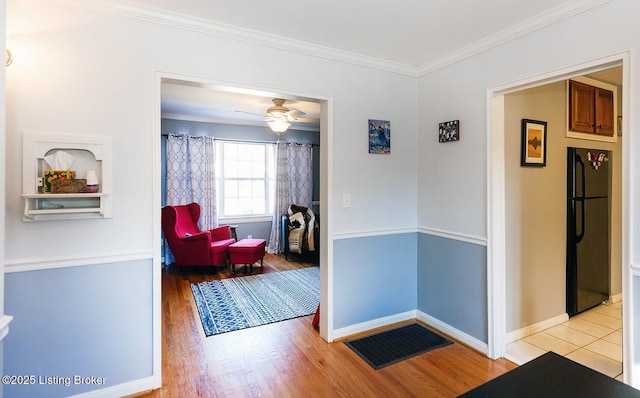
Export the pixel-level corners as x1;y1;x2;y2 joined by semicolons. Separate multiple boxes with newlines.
228;238;266;274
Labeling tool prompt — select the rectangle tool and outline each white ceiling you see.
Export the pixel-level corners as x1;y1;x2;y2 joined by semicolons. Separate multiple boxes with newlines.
161;80;323;130
126;0;610;129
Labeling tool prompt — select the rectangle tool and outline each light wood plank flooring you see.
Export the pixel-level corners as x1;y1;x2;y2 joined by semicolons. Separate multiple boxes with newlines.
136;253;516;397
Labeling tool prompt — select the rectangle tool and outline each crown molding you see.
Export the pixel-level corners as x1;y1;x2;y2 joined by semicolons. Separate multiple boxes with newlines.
417;0;611;75
54;0;610;77
52;0;420;77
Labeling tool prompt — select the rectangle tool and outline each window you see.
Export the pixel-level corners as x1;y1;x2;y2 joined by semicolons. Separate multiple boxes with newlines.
217;141;275;218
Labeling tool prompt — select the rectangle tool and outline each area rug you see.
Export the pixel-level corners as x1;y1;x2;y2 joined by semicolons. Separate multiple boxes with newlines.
344;323;453;370
191;267;319;336
459;351;640;397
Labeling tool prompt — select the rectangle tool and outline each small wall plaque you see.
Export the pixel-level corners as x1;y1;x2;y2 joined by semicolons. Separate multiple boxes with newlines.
439;120;459;142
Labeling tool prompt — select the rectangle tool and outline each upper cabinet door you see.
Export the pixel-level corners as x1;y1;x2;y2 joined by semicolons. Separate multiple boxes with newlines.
569;80;596;134
595;88;614;136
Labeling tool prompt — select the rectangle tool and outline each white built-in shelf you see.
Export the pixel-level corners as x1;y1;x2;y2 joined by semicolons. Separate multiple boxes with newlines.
22;132;113;221
21;193;109;221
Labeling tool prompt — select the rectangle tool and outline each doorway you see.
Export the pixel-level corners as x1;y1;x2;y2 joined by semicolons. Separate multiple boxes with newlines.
152;73;334;384
487;52;632;382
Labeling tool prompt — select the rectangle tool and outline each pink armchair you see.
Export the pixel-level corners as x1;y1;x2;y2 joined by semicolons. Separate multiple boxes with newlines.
161;203;236;267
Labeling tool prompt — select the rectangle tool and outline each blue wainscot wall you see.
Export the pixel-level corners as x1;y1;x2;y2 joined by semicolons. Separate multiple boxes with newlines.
333;233;417;332
4;259;153;397
417;233;488;344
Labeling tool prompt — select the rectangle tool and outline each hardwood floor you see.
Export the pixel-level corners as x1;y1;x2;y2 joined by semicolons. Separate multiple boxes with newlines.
137;253;516;397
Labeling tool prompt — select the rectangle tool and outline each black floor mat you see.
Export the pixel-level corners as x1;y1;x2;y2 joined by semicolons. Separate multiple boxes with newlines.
344;323;453;370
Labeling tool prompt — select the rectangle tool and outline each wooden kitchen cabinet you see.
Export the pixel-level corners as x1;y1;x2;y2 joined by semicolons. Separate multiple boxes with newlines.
569;79;614;137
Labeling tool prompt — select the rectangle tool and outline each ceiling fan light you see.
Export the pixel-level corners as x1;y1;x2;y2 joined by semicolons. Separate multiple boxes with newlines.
268;119;291;133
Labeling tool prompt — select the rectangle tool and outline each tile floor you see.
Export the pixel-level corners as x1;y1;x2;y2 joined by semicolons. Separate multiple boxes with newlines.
506;301;623;381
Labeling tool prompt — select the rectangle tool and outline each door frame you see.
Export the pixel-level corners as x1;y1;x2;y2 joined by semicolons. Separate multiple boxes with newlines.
487;51;634;383
151;71;335;386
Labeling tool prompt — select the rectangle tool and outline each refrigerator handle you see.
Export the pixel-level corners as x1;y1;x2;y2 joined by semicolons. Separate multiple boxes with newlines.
576;156;585;243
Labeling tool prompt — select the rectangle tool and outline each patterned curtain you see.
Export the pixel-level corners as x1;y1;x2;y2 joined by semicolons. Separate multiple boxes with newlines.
187;136;217;229
164;134;217;262
267;143;313;253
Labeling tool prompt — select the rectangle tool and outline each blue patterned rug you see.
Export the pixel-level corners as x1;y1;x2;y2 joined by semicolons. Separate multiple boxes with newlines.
191;267;320;336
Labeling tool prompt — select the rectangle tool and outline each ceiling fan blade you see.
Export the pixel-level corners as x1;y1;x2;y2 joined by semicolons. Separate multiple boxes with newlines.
286;109;305;116
291;117;319;124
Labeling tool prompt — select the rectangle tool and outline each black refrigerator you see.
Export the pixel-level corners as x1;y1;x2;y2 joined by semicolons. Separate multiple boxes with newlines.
566;147;610;317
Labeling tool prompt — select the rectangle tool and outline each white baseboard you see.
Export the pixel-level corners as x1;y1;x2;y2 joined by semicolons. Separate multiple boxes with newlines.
416;310;488;354
332;310;417;340
333;310;489;357
503;352;527;366
505;313;569;343
67;375;160;398
610;292;623;303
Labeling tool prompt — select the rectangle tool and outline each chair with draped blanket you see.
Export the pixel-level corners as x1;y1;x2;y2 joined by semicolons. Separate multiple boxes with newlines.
281;204;316;260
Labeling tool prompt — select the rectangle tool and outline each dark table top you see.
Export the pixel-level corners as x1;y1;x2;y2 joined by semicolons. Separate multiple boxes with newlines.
459;351;640;398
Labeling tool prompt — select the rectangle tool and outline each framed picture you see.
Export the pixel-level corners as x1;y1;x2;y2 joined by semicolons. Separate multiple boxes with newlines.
438;120;459;142
521;119;547;167
369;119;390;154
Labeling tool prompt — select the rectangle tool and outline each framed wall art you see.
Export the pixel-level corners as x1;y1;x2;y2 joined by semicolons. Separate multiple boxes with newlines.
369;119;390;154
521;119;547;167
438;120;459;142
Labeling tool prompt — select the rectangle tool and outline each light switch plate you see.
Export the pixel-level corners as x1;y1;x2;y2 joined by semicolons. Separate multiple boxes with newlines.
343;194;352;208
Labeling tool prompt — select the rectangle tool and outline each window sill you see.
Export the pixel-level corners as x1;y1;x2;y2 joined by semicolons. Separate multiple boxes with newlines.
220;216;273;224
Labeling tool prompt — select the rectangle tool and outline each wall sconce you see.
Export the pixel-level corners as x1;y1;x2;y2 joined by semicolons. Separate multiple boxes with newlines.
5;49;13;66
267;118;291;133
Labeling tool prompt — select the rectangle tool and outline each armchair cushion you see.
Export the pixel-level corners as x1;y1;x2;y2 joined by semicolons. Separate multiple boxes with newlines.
209;225;231;242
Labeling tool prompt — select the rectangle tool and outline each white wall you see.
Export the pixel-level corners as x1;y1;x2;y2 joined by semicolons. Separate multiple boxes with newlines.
4;0;418;394
5;0;418;259
1;0;8;369
418;0;639;383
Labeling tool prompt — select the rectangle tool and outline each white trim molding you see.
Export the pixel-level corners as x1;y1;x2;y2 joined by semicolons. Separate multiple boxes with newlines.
332;310;416;340
55;0;417;77
418;226;487;247
505;313;569;343
333;227;417;241
332;226;487;246
67;375;158;398
0;315;13;342
417;310;488;354
417;0;611;75
332;309;489;356
55;0;610;77
4;250;154;273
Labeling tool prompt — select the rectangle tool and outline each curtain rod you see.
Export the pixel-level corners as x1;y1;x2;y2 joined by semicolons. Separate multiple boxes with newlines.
161;133;318;146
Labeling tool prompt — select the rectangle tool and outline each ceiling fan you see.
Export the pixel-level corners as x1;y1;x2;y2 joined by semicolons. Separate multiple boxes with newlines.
236;98;318;133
